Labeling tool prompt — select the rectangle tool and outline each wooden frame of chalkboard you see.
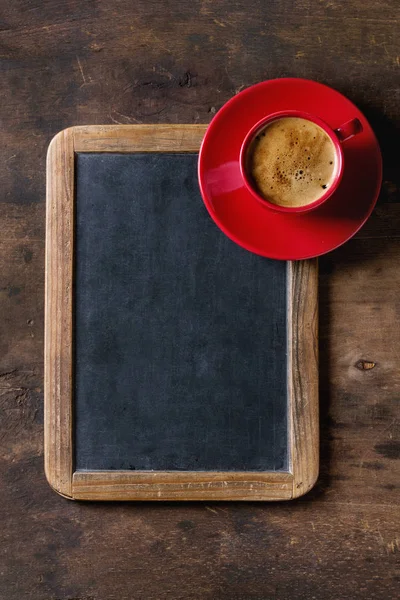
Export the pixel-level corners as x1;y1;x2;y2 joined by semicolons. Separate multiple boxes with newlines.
45;125;318;501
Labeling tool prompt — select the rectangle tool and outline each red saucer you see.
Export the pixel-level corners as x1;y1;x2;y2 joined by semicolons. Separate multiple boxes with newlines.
198;78;382;260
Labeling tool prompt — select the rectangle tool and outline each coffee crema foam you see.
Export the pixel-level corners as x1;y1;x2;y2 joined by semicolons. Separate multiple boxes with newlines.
249;117;337;208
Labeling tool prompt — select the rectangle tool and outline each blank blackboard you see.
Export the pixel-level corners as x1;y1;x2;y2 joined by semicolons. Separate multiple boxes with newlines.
45;124;318;500
75;152;288;472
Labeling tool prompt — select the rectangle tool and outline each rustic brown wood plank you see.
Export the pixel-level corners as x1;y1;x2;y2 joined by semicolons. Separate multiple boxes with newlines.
289;259;319;498
316;235;400;508
72;471;293;501
44;128;74;498
73;123;207;152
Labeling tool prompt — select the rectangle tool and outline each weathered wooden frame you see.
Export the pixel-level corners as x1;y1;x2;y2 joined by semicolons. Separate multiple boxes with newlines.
45;125;318;501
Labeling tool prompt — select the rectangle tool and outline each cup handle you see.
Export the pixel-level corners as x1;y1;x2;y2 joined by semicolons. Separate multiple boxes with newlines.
335;118;363;142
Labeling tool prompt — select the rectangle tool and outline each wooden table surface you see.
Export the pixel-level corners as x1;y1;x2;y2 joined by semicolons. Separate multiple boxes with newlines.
1;1;399;598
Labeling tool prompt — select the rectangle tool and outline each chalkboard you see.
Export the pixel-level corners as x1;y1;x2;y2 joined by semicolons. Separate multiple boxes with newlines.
75;152;288;472
45;125;318;501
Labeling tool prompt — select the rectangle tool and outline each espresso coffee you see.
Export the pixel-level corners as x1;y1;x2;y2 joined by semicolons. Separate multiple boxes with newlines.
248;117;338;208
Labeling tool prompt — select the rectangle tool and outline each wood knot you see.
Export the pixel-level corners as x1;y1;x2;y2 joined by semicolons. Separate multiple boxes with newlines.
356;360;376;371
179;71;193;88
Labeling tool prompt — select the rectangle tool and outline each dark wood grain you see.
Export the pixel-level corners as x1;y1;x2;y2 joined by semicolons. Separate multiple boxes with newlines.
1;0;399;598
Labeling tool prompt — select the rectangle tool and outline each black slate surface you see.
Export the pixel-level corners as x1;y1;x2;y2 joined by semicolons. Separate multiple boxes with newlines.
74;153;288;471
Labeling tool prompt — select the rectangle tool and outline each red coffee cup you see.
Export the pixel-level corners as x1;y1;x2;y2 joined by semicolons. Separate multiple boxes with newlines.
239;110;363;213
